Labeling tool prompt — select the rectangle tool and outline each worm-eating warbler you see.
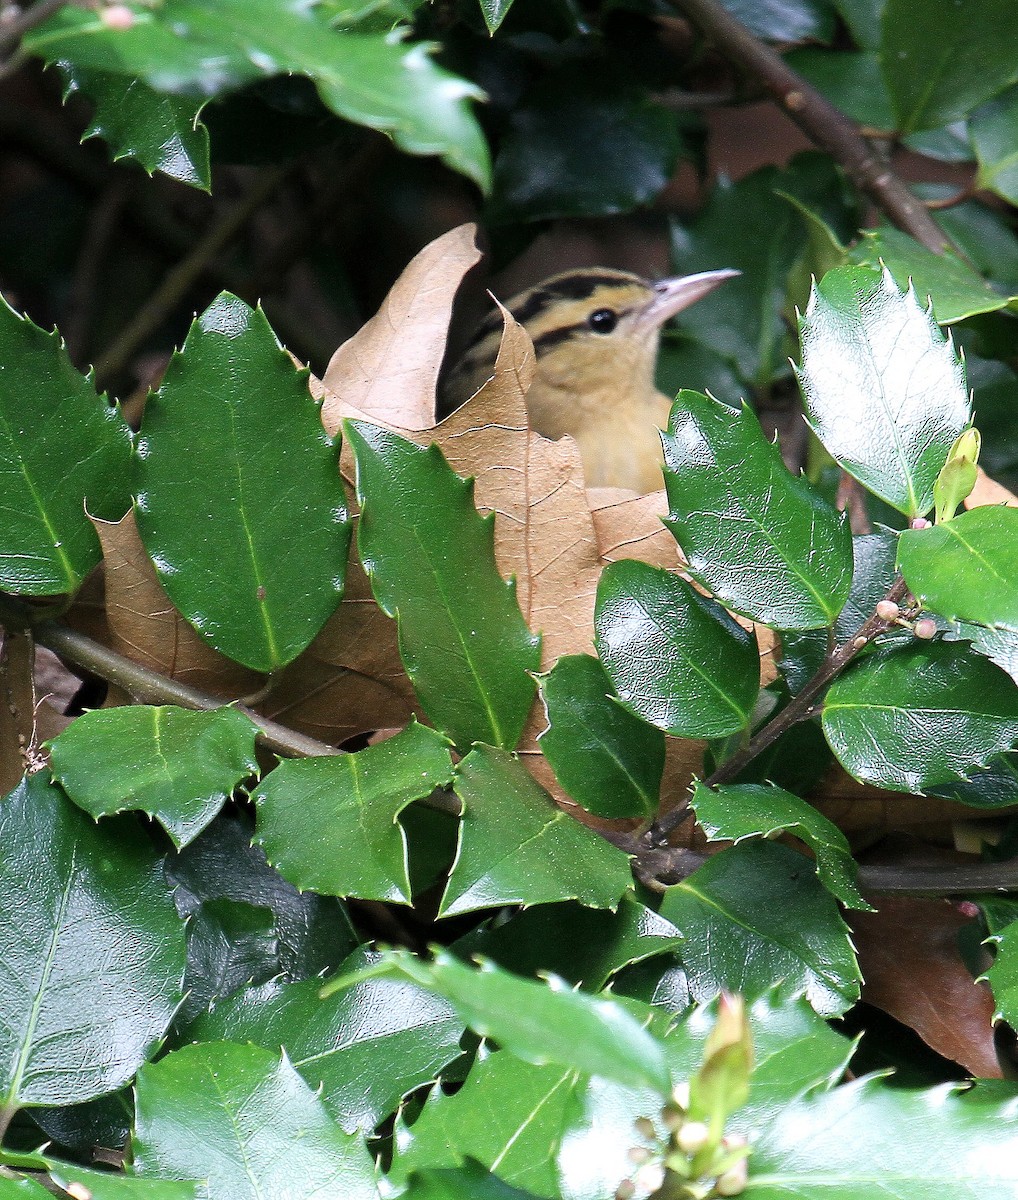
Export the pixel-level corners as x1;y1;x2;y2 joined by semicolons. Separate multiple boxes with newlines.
442;267;738;492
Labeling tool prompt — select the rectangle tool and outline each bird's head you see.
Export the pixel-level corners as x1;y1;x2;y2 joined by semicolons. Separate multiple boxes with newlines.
442;265;738;490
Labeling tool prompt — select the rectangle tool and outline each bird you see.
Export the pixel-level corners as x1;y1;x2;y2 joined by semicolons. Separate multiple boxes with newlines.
441;266;738;493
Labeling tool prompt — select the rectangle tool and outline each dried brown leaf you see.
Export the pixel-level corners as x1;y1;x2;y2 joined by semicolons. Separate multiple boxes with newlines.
321;223;481;435
966;466;1018;509
850;894;1000;1078
94;510;261;699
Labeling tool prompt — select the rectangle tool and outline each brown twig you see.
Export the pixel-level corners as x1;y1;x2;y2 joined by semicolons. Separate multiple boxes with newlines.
27;617;462;817
0;0;72;55
92;165;290;386
668;0;953;254
8;610;1015;898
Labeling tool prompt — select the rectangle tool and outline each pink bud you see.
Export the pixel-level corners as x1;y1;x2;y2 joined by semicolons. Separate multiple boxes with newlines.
956;900;980;919
101;4;135;29
910;517;932;530
876;600;900;621
914;618;937;640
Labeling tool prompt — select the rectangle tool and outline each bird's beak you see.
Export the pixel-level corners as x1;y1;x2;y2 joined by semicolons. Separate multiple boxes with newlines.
635;268;740;333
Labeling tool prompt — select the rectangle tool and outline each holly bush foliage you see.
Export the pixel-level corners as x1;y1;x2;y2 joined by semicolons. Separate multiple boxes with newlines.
2;1;1018;1198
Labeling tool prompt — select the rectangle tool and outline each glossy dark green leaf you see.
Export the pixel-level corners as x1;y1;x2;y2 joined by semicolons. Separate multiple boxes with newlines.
797;265;971;516
441;746;633;917
787;49;894;128
62;65;210;189
0;1179;56;1198
179;898;278;1025
671;155;855;386
849;228;1016;323
663;390;853;629
537;654;664;820
133;1042;379;1199
388;1050;577;1195
254;721;454;903
823;641;1018;792
188;947;463;1133
28;0;490;188
403;1162;544;1200
984;919;1018;1026
946;620;1018;687
364;950;671;1093
167;814;358;1021
479;0;515;33
881;0;1018;132
929;750;1018;809
489;66;680;222
0;293;131;595
135;293;350;671
46;1164;200;1200
719;0;835;41
0;776;185;1111
48;705;259;848
659;840;861;1016
744;1076;1018;1197
835;0;881;48
972;85;1018;204
594;559;759;739
347;422;540;752
690;781;869;909
898;506;1018;628
454;895;682;991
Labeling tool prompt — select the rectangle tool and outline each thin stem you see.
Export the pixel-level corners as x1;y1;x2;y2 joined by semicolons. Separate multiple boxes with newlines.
0;0;73;55
668;0;954;255
647;576;913;846
35;620;335;759
93;165;289;386
28;618;462;818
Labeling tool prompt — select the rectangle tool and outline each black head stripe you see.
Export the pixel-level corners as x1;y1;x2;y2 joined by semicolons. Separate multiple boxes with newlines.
544;271;642;303
532;323;586;355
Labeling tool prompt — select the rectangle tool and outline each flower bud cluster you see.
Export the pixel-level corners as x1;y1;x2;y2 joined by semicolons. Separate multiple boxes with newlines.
613;1090;750;1200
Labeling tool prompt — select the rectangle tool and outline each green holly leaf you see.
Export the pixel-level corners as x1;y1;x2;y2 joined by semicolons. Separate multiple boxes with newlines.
135;293;351;672
849;228;1016;323
28;0;490;188
48;705;259;848
797;265;971;517
659;840;861;1016
0;293;131;595
62;65;210;189
823;641;1018;792
663;390;853;630
348;950;671;1093
347;422;540;751
478;0;515;33
254;721;454;903
690;781;870;910
441;746;633;917
45;1164;200;1200
537;654;664;820
388;1050;577;1195
453;894;682;991
898;506;1018;628
972;85;1018;205
984;919;1018;1025
0;776;185;1112
187;946;464;1133
489;65;680;223
595;559;760;739
881;0;1018;132
133;1042;379;1198
744;1075;1018;1197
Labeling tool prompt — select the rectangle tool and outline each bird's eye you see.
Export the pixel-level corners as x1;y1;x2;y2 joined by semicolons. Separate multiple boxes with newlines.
587;308;618;334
